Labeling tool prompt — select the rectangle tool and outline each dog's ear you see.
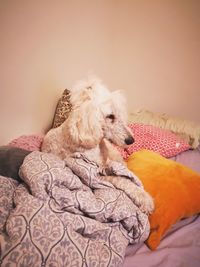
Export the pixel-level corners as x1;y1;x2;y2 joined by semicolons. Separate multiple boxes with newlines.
111;90;128;122
65;101;103;149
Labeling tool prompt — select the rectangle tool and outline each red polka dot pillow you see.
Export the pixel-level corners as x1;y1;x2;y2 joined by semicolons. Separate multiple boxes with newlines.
119;123;190;159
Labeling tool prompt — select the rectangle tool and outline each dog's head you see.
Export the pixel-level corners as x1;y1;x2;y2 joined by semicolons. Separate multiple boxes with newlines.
62;77;134;150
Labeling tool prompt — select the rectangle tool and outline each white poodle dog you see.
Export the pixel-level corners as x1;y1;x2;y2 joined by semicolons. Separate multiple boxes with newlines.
42;77;154;214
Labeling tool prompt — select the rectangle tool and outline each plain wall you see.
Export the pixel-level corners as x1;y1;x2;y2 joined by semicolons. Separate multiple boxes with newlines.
0;0;200;145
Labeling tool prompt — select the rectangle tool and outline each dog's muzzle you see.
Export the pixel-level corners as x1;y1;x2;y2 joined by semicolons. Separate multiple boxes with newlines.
125;136;134;145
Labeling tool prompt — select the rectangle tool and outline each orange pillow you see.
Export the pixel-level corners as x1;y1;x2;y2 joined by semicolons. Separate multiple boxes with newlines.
126;150;200;250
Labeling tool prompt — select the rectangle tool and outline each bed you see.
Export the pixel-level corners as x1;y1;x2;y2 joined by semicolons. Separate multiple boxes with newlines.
0;89;200;267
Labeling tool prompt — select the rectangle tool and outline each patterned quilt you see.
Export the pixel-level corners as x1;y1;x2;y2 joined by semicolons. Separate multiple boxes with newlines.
0;151;150;267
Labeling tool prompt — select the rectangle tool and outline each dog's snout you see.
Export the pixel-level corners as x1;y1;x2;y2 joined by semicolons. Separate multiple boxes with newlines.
125;136;134;145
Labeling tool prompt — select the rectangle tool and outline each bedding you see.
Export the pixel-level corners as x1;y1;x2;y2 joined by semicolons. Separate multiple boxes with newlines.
129;109;200;148
122;146;200;267
2;107;200;266
0;146;31;182
1;145;199;267
170;145;200;174
118;123;190;159
52;88;72;128
0;151;149;267
126;150;200;250
124;215;200;267
8;134;44;151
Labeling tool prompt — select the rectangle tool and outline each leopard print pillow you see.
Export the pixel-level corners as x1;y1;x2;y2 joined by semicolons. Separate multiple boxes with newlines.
52;89;72;128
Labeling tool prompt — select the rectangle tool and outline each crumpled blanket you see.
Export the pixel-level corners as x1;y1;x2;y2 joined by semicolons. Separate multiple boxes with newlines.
0;151;150;267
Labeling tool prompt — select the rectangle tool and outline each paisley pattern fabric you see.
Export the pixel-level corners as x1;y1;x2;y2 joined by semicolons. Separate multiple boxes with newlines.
0;152;149;267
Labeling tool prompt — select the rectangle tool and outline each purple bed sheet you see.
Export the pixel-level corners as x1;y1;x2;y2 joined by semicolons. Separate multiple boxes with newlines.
170;146;200;174
123;146;200;267
123;215;200;267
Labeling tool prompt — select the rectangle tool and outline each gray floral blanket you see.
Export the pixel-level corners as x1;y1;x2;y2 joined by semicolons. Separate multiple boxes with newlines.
0;151;150;267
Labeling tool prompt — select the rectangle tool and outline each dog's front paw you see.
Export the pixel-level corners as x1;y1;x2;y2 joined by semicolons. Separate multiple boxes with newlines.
136;190;154;215
121;184;154;214
129;186;154;214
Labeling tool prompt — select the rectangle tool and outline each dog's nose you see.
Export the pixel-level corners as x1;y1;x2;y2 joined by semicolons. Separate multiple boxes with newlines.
125;136;134;145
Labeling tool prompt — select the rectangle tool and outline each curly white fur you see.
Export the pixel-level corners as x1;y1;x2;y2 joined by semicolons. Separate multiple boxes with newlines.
42;77;154;214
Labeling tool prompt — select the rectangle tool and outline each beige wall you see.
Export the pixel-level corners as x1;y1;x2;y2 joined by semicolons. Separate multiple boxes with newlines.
0;0;200;145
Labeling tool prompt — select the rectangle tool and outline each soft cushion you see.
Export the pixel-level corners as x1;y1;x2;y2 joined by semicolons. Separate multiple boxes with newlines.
52;88;72;128
129;109;200;148
8;134;43;151
126;150;200;250
0;146;31;182
119;123;190;159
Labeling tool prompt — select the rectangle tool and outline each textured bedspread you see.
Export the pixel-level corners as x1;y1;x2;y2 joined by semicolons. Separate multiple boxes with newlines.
0;151;150;267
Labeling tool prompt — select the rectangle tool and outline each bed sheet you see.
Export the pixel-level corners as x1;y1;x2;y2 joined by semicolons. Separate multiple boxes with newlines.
170;145;200;174
123;215;200;267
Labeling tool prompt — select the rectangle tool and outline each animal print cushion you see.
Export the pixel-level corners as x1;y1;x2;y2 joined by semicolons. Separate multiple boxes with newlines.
118;123;190;159
52;88;72;128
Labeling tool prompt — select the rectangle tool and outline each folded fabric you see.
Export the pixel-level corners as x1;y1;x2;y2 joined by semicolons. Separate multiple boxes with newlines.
126;150;200;250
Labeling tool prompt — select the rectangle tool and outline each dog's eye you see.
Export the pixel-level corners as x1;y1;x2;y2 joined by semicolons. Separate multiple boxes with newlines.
106;114;115;122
